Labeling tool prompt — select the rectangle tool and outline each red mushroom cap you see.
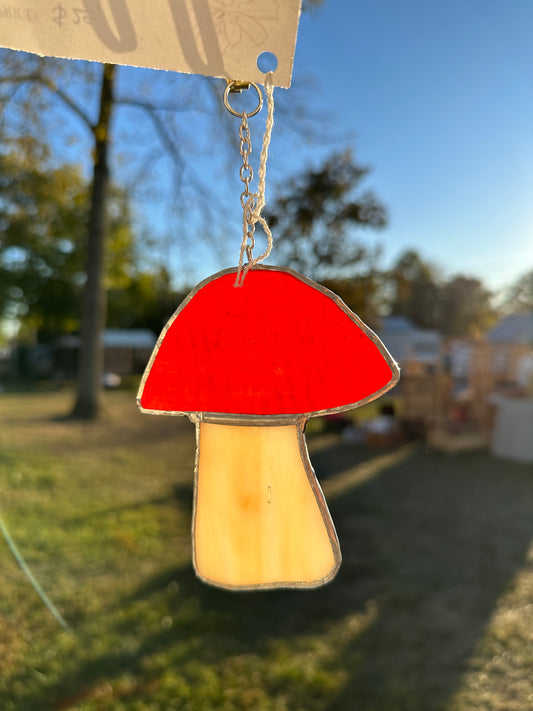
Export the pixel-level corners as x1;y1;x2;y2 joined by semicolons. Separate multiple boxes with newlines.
138;266;399;418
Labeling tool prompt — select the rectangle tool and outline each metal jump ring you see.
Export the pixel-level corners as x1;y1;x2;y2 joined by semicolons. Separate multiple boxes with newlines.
224;81;263;118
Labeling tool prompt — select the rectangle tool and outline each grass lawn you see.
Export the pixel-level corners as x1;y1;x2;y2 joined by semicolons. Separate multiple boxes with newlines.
0;389;532;711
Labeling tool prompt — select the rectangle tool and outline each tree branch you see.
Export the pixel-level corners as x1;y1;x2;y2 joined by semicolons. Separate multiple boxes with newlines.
116;96;207;115
0;73;93;130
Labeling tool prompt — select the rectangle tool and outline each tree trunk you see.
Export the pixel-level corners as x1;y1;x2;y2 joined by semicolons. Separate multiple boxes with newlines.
71;64;116;419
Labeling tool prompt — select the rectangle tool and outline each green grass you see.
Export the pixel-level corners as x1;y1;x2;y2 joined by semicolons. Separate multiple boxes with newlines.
1;390;532;710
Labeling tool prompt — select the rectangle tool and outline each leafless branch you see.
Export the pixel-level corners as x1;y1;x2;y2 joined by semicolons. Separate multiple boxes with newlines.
0;72;93;130
116;96;209;116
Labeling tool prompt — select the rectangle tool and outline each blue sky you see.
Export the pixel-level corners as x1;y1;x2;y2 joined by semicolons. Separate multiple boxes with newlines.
274;0;532;291
6;0;530;295
138;0;532;292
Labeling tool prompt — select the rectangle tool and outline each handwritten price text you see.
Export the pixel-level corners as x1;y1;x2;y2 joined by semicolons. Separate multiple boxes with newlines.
52;3;92;28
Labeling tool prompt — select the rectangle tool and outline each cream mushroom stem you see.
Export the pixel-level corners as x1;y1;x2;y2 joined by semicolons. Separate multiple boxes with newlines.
190;415;341;590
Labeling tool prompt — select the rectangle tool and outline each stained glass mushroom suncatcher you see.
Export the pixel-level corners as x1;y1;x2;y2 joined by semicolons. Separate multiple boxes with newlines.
138;266;399;590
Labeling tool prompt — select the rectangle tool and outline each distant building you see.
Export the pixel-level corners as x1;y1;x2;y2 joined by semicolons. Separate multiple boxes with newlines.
487;313;533;345
486;313;533;386
378;316;442;373
55;329;157;378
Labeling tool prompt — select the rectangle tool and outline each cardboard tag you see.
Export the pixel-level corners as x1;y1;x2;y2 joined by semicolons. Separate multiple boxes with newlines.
0;0;302;88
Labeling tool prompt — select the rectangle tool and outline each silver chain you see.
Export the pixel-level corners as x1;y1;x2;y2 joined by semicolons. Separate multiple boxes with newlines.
223;78;274;284
238;113;257;262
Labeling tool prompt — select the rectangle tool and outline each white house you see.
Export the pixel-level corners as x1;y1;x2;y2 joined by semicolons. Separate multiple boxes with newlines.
55;328;157;377
486;312;533;386
378;316;442;372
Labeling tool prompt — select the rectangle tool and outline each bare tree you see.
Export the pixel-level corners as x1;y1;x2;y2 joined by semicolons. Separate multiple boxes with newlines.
0;52;223;418
72;64;115;418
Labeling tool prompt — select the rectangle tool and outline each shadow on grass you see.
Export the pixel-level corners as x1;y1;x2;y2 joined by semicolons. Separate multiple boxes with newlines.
310;438;388;480
63;483;194;525
320;445;533;710
13;443;533;711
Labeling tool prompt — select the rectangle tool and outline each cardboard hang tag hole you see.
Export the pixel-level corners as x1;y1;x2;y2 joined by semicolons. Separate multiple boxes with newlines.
0;0;302;87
